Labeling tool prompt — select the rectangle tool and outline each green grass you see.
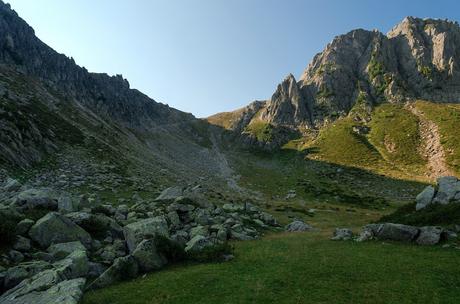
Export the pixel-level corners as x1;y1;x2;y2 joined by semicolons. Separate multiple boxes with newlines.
415;101;460;175
244;121;274;142
83;232;460;304
306;117;384;170
368;104;426;174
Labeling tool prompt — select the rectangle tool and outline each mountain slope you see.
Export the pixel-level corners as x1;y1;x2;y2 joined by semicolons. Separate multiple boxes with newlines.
208;17;460;181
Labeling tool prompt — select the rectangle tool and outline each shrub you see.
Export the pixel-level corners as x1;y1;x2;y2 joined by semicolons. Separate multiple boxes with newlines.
155;235;186;263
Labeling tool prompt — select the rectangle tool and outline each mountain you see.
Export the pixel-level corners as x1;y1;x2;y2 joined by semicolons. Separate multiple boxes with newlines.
0;1;246;199
208;17;460;180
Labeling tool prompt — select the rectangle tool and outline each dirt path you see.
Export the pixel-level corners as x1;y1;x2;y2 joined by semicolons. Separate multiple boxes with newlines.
407;103;453;180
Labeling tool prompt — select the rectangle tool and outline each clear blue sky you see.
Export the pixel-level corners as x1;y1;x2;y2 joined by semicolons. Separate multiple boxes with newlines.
6;0;460;117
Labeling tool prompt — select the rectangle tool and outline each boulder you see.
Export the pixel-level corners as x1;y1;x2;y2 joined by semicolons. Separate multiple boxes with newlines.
52;250;89;281
2;178;21;192
132;239;168;273
154;186;184;202
13;236;31;252
331;228;353;240
47;241;86;259
87;255;139;290
375;223;419;242
29;212;92;249
415;186;436;210
185;235;212;252
15;219;34;236
416;226;445;245
355;229;374;242
58;193;79;214
432;176;460;205
123;216;169;253
66;212;123;238
285;220;312;232
13;189;58;211
190;225;209;239
4;261;52;290
0;277;86;304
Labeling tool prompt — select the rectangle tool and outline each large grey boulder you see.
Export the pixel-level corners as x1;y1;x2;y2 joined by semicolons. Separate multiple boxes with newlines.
415;185;436;210
29;212;92;249
375;223;419;242
285;220;312;232
123;216;169;253
416;226;445;245
87;255;139;290
2;178;21;192
331;228;353;240
154;186;184;202
4;261;52;290
432;176;460;205
185;235;212;252
47;241;86;259
52;250;89;281
0;278;86;304
66;212;123;238
58;193;79;214
132;239;168;273
13;189;58;211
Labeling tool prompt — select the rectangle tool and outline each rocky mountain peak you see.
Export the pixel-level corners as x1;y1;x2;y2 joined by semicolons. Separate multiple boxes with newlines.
259;73;312;128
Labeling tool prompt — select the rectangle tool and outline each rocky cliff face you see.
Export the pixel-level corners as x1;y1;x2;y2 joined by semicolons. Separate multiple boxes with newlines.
210;17;460;146
0;1;193;129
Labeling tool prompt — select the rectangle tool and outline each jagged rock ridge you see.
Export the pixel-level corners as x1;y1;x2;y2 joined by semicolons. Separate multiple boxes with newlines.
210;17;460;146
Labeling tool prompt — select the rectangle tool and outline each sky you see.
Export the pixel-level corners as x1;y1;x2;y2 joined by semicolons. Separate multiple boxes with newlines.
6;0;460;117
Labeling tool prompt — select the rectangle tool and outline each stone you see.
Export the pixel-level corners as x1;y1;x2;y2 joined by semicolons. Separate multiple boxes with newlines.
13;188;58;211
2;178;21;192
185;235;212;252
52;250;89;281
260;212;278;226
331;228;353;240
415;185;436;210
87;262;107;279
13;236;31;252
8;250;24;263
15;219;34;236
66;212;123;239
355;229;374;242
0;278;86;304
29;212;92;249
132;239;168;273
4;261;52;290
123;216;169;253
167;211;181;228
285;220;312;232
432;176;460;205
47;241;86;259
87;255;139;290
375;223;419;242
416;226;445;245
154;186;184;202
58;193;79;213
190;225;209;239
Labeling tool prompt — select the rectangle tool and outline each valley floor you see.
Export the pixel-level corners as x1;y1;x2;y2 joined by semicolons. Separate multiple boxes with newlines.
82;230;460;304
82;199;460;304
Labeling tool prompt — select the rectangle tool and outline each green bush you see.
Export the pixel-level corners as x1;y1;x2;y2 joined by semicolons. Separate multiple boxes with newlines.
155;235;186;263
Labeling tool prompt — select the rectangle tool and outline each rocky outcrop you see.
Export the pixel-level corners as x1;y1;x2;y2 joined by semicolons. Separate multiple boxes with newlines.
415;176;460;210
354;223;449;245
